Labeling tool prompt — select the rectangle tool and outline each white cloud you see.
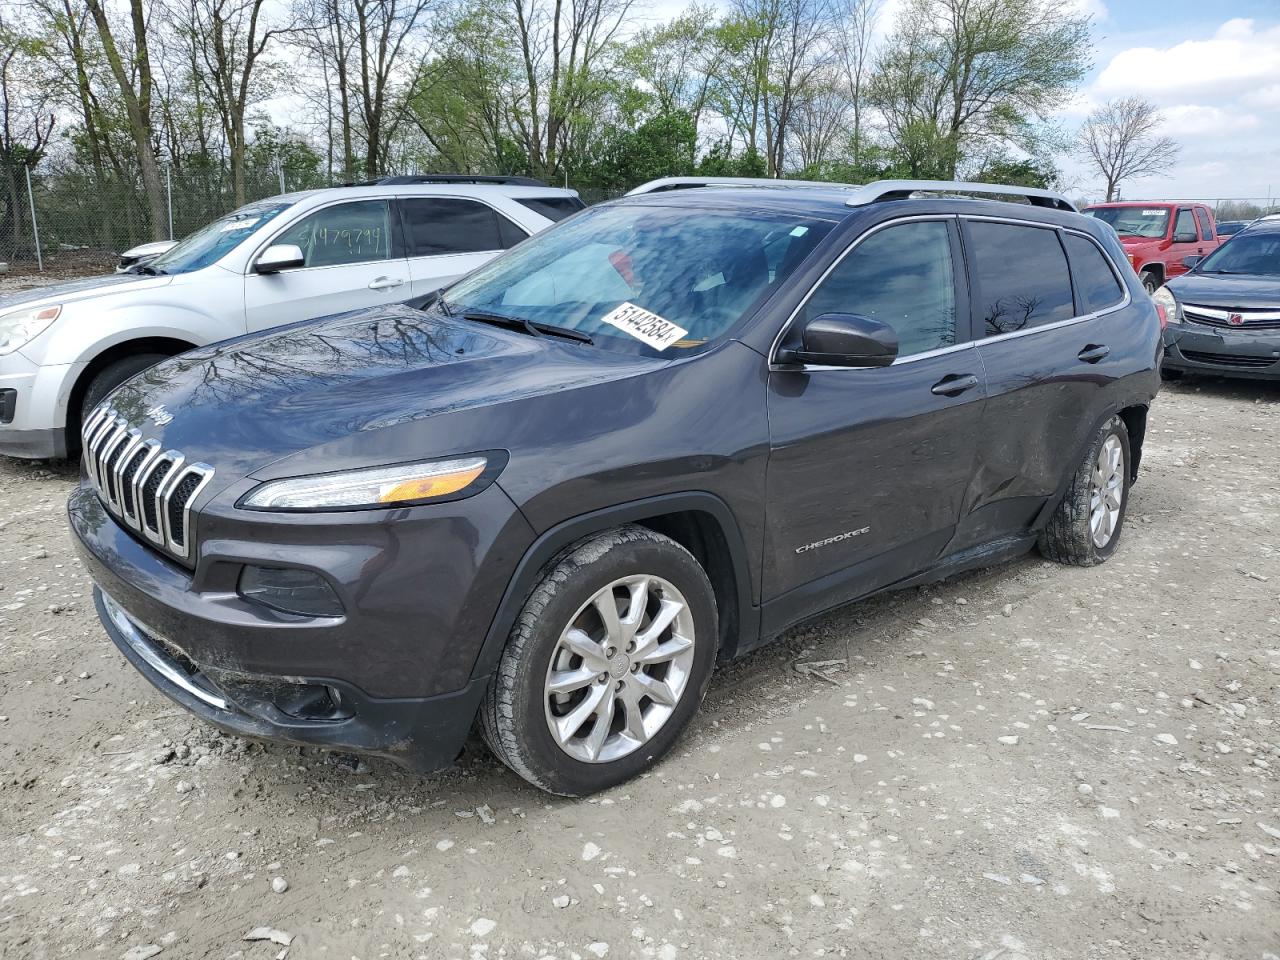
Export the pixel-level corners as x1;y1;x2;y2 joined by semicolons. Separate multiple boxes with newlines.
1157;104;1260;137
1095;18;1280;101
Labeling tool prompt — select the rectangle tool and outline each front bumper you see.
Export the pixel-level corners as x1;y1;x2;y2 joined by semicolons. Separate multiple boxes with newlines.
0;351;79;458
69;479;536;772
94;587;486;772
1162;322;1280;380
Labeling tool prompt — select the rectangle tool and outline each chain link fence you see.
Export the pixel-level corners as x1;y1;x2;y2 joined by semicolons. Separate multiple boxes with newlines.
0;160;320;279
3;164;1277;282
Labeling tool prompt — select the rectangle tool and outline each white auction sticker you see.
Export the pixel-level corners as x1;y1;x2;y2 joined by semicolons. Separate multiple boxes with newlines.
599;301;688;350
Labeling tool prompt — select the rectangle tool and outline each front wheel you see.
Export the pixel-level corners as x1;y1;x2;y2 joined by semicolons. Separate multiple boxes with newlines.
1038;416;1131;566
481;525;718;796
1140;270;1160;294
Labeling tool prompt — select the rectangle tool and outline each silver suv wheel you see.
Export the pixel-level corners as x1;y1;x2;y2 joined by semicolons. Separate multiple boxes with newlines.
544;574;695;763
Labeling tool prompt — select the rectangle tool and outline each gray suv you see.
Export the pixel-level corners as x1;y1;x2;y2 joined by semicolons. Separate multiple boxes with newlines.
68;179;1161;796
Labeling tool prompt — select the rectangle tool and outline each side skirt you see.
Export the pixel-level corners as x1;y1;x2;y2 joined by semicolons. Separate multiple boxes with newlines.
753;533;1036;653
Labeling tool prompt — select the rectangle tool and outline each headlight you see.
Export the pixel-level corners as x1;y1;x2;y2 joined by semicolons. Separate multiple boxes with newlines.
1150;285;1181;327
239;455;498;511
0;304;61;355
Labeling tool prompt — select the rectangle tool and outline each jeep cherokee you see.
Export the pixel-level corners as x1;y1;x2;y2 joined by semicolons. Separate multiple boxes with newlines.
68;179;1161;796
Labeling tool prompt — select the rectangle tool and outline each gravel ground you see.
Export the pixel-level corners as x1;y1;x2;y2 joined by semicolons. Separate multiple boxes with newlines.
1;378;1278;960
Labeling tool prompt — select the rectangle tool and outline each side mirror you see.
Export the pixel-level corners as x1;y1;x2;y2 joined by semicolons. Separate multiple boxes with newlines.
776;312;899;368
1172;230;1197;243
254;244;305;274
1182;255;1202;269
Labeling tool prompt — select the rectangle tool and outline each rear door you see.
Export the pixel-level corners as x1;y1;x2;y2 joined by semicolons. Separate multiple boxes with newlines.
763;217;986;625
398;197;527;299
955;218;1129;550
243;199;409;331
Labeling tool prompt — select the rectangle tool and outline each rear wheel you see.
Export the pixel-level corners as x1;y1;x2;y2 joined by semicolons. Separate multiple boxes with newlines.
481;525;717;796
1038;416;1131;566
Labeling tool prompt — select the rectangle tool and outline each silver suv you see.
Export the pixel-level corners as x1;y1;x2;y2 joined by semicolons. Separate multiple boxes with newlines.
0;175;582;459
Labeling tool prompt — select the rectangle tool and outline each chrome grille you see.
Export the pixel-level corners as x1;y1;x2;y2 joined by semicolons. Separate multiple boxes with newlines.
81;406;214;562
1183;303;1280;330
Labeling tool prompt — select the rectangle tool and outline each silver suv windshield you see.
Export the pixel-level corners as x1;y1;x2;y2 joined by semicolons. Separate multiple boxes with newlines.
147;199;295;275
443;203;833;356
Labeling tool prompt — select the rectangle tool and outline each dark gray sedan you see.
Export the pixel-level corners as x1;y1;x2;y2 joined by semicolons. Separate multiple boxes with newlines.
1158;217;1280;380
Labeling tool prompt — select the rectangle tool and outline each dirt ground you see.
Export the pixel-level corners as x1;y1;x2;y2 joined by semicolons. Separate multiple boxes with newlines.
1;377;1277;960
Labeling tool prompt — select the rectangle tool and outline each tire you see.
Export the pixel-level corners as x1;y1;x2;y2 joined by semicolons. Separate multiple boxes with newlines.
1140;270;1160;294
81;353;169;424
1160;367;1185;381
1038;416;1131;566
481;524;718;796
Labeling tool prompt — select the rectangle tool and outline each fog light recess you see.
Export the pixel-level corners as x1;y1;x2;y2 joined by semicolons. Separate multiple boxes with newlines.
238;565;344;618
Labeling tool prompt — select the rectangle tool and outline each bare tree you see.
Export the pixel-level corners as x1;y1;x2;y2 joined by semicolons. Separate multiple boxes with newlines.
84;0;170;239
182;0;289;206
832;0;877;166
1078;96;1179;202
293;0;434;180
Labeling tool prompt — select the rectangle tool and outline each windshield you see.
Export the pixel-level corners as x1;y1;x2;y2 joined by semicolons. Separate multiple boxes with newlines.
1194;230;1280;276
442;203;834;356
1085;206;1169;238
148;199;295;275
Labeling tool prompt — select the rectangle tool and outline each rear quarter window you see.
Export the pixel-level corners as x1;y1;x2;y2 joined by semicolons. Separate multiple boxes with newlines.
516;196;587;222
967;222;1075;336
1064;234;1125;313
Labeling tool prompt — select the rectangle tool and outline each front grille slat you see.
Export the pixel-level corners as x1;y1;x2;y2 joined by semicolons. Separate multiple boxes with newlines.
1184;304;1280;330
80;405;214;563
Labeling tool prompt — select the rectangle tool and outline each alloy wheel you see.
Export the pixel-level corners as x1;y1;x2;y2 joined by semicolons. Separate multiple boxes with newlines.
543;574;696;764
1089;434;1125;548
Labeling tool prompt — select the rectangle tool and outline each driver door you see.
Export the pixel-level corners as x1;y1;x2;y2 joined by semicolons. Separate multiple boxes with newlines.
244;199;410;332
762;218;986;626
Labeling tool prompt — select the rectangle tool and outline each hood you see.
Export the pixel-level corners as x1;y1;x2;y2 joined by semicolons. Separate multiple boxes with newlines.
0;273;169;313
1166;271;1280;308
104;304;662;481
1117;234;1161;247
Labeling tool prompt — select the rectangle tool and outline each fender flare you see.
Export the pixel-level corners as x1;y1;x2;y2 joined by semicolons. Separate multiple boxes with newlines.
469;491;759;681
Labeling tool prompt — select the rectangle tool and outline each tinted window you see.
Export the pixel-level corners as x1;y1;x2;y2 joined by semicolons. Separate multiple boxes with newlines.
444;205;833;356
1173;209;1197;241
968;222;1074;336
400;198;508;256
804;221;956;355
1064;234;1124;313
498;216;528;248
274;200;391;268
516;196;587;222
1195;208;1214;240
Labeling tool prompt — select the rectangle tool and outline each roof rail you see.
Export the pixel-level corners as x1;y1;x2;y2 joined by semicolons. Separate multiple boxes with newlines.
626;176;855;196
844;179;1076;212
358;174;551;188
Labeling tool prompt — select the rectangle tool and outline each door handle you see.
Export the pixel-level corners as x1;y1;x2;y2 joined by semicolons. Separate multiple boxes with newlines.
1077;344;1110;364
368;277;405;291
930;373;980;396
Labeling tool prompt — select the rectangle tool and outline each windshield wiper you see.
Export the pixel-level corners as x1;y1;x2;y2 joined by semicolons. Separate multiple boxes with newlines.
461;309;593;345
131;263;165;276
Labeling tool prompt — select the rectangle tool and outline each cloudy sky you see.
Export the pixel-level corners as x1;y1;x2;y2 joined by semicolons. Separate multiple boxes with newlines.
1058;0;1280;203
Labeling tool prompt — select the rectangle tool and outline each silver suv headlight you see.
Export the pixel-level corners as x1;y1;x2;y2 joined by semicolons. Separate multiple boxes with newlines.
0;304;61;355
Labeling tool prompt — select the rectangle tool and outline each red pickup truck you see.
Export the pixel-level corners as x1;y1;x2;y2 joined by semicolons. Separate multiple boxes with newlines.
1083;201;1224;293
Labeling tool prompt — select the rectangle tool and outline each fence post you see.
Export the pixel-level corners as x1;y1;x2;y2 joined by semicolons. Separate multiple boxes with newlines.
278;165;286;195
166;164;174;240
25;166;43;273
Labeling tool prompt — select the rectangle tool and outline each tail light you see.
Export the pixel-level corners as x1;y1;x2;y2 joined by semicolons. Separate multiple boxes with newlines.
1154;303;1169;329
